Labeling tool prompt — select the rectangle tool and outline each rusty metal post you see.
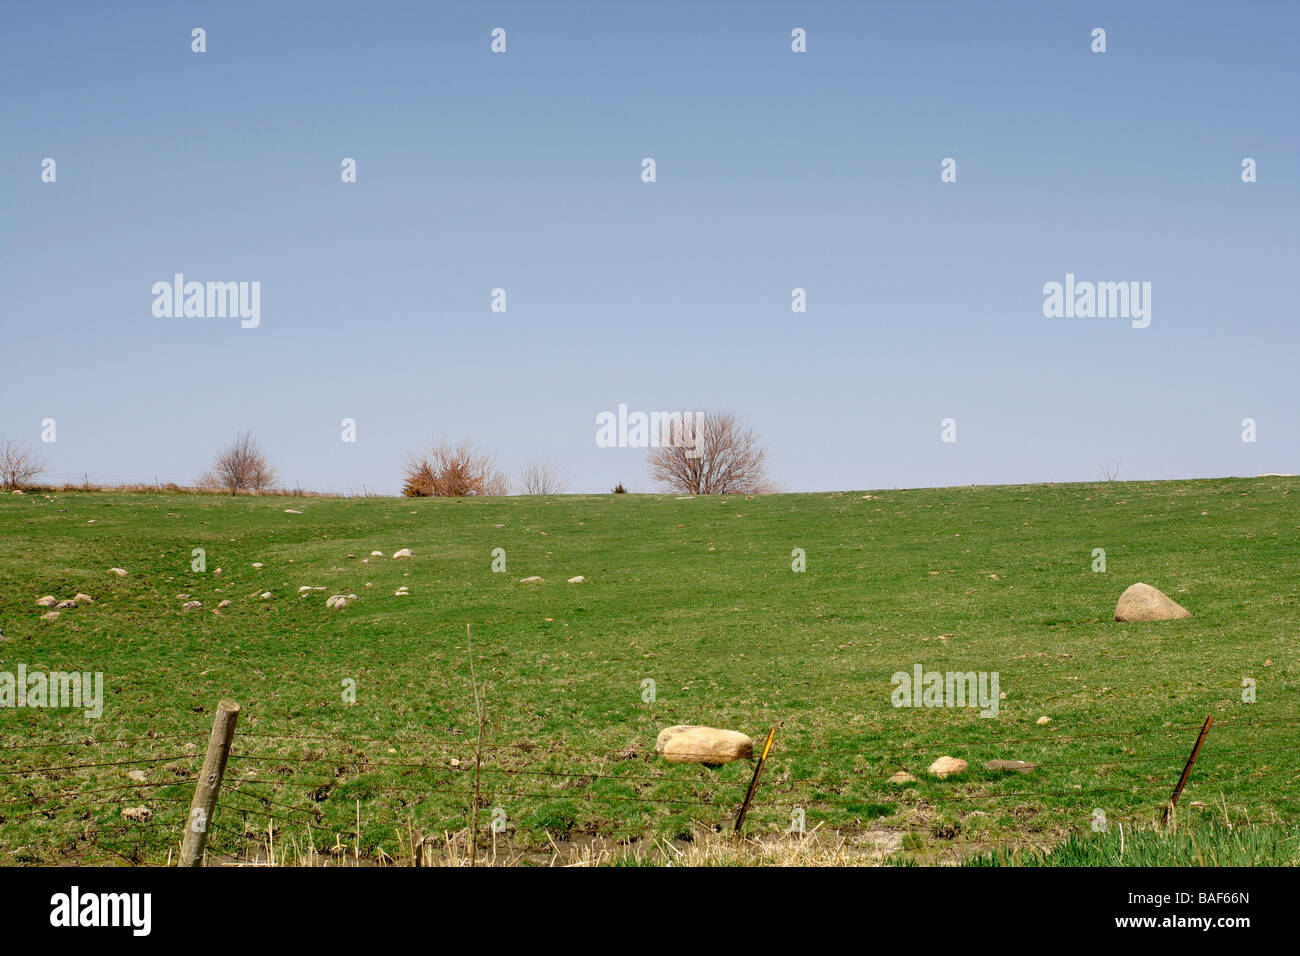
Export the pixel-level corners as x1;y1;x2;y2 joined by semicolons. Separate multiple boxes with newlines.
1163;715;1213;827
734;727;777;833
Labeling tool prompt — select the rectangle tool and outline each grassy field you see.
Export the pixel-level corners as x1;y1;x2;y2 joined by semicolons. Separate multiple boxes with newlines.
1;477;1297;865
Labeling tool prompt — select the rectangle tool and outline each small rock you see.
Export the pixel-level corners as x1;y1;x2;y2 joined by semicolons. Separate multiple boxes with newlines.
1036;716;1052;726
567;575;586;584
127;769;148;783
985;760;1036;773
928;756;968;778
519;576;544;584
121;806;153;822
252;562;264;568
181;601;202;611
888;771;918;784
370;551;384;557
392;548;413;559
56;600;77;609
176;593;190;600
284;508;303;514
36;596;58;607
109;568;128;576
259;591;272;599
326;595;348;609
449;758;461;768
217;600;232;609
40;611;59;622
74;593;93;605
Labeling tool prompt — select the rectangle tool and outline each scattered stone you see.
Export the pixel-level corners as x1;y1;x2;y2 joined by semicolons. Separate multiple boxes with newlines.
449;757;461;768
392;548;413;559
40;611;59;622
109;567;128;576
74;593;93;604
176;593;190;600
326;595;348;609
36;596;57;608
252;562;263;568
519;576;544;585
888;771;918;784
567;575;586;584
364;582;374;589
56;600;77;609
985;759;1036;773
217;600;232;610
370;551;384;557
259;591;272;599
1036;716;1052;726
181;601;202;611
127;769;148;783
121;806;153;822
1114;582;1192;622
655;725;754;766
928;756;968;778
284;508;303;514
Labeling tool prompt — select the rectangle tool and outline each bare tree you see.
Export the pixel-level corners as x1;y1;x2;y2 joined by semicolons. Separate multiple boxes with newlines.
518;455;570;495
200;432;278;495
0;439;46;490
647;410;779;495
1099;460;1121;482
403;437;510;497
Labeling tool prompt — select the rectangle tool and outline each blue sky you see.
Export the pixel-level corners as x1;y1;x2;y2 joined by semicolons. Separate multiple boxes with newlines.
3;1;1296;493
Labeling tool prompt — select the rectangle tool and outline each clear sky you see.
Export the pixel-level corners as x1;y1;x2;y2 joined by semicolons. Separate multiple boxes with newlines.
3;1;1296;494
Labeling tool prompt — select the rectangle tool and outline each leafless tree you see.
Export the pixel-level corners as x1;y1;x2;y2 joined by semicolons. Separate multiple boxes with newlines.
0;439;46;490
1099;460;1121;482
200;432;278;495
403;437;510;497
647;410;779;495
518;455;570;495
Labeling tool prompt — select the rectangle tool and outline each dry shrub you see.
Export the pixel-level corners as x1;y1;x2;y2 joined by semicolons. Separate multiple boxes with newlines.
403;438;510;497
518;455;570;495
0;439;46;490
647;410;780;495
199;432;278;496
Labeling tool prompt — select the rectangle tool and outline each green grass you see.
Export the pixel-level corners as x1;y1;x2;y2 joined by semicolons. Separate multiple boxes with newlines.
960;820;1300;866
0;476;1297;865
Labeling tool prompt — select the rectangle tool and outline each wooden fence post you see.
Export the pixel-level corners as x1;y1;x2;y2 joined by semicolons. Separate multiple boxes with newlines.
180;699;240;866
1163;715;1213;828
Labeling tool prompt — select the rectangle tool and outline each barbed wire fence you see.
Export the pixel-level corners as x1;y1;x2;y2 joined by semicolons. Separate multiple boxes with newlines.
2;701;1296;867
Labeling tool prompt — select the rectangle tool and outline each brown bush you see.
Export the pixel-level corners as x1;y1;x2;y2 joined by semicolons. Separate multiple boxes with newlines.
403;438;510;497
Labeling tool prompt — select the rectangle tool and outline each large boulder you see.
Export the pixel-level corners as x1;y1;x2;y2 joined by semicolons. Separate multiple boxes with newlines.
1114;582;1191;622
655;725;753;766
